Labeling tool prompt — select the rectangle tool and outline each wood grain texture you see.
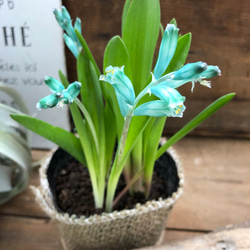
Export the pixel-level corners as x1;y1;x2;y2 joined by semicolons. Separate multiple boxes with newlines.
0;215;203;250
0;216;62;250
143;221;250;249
61;0;249;137
166;137;250;231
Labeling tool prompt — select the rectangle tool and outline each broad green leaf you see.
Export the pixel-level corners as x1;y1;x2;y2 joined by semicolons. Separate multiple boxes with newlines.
11;114;86;165
103;35;132;79
77;53;93;111
89;60;105;131
165;33;192;74
77;53;105;138
89;61;106;173
103;35;132;137
122;0;132;34
156;93;235;159
122;0;160;95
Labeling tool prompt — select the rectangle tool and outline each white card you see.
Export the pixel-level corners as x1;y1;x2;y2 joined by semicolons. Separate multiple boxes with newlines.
0;0;70;149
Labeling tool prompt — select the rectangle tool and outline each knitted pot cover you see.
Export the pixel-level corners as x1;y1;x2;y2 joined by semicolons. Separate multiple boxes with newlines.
31;148;184;250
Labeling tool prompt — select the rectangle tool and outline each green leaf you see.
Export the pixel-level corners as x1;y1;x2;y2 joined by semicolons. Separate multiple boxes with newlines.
59;70;69;88
103;35;132;79
169;18;177;27
75;29;101;75
59;70;100;165
103;35;132;137
77;53;105;138
105;115;152;212
156;93;236;159
77;53;92;111
143;117;166;185
165;33;192;73
122;0;132;34
123;116;152;160
103;103;117;173
11;114;86;165
70;103;104;207
122;0;160;95
89;60;105;127
89;61;106;172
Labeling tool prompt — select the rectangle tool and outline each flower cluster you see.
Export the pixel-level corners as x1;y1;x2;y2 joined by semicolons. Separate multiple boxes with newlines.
54;6;82;58
36;77;81;109
99;24;221;119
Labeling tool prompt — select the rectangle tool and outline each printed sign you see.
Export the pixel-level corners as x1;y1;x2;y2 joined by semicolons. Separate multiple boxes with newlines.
0;0;70;148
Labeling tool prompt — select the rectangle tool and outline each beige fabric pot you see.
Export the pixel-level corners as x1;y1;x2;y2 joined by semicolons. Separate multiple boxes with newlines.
31;148;184;250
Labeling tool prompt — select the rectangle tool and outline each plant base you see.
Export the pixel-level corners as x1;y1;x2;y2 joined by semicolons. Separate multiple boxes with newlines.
31;148;183;250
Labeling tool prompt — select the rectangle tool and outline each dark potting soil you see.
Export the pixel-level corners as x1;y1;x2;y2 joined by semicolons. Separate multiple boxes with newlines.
47;148;179;217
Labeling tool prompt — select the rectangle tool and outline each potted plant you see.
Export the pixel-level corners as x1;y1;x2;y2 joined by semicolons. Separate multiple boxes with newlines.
11;0;234;249
0;83;32;205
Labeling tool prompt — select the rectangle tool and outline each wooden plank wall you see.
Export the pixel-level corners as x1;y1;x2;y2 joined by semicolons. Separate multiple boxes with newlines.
62;0;250;138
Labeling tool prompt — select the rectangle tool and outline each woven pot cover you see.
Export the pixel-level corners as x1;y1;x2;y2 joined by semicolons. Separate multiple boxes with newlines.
31;148;184;250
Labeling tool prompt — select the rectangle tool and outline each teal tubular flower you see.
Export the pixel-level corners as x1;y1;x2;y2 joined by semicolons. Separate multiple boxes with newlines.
64;34;80;59
153;61;221;92
171;61;207;81
154;24;179;79
53;6;82;58
100;66;135;117
134;86;185;117
36;77;81;109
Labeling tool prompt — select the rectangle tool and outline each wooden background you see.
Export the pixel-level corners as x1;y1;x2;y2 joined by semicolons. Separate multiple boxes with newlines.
62;0;250;138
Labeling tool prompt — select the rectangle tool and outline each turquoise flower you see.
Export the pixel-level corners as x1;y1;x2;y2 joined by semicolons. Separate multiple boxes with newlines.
134;86;185;117
152;22;221;92
153;61;221;92
154;24;179;79
53;6;82;58
37;77;81;109
100;66;135;117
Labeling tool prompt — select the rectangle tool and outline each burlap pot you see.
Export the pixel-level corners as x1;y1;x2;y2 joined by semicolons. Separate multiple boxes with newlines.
31;147;184;250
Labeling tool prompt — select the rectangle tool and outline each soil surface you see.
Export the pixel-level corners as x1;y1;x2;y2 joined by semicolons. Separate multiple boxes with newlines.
47;148;179;217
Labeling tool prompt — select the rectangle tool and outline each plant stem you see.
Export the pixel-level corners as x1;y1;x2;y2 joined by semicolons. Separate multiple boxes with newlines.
74;98;99;154
131;137;143;192
116;109;134;167
105;85;152;212
112;167;144;208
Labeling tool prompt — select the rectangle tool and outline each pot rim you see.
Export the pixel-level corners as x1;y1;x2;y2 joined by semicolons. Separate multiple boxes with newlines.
31;145;184;226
